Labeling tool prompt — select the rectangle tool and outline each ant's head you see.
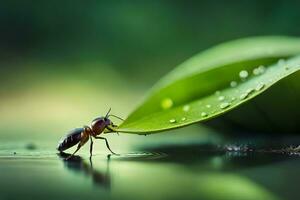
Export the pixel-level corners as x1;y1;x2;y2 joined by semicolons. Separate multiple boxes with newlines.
91;109;113;135
91;108;123;135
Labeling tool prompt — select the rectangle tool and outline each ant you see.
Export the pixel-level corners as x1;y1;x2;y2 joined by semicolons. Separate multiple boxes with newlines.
57;108;122;159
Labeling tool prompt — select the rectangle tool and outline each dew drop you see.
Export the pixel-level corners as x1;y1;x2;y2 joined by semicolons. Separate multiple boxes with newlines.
253;68;260;75
220;102;230;109
183;105;190;112
252;66;265;75
215;90;221;95
181;117;186;121
258;65;265;74
230;81;237;87
239;70;249;79
246;88;254;95
231;97;236;101
169;119;176;123
218;96;225;101
206;104;211;108
201;112;208;117
161;98;173;109
255;83;265;91
240;93;249;100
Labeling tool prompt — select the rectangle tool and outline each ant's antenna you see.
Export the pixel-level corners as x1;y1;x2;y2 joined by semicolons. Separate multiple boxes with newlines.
108;114;124;121
105;108;111;118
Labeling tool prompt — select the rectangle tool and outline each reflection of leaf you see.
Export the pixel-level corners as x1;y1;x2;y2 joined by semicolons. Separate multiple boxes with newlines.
117;36;300;134
114;163;278;200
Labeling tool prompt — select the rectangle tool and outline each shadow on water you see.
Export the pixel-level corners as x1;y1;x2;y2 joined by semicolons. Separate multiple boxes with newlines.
58;152;111;190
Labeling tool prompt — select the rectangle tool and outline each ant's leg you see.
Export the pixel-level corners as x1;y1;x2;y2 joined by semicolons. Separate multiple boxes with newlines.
67;133;89;160
94;136;119;155
89;154;93;169
66;145;82;160
89;137;94;158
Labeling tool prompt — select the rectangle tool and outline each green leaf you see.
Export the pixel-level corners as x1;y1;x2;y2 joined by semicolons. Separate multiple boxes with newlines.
117;36;300;134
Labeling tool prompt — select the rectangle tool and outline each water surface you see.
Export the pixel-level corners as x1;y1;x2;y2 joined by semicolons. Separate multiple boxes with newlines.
1;132;299;200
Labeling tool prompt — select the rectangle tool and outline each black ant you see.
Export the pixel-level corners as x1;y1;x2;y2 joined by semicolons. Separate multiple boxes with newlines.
57;108;122;159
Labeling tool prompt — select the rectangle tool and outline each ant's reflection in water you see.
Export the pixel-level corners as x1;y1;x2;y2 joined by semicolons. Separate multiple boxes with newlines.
58;152;111;190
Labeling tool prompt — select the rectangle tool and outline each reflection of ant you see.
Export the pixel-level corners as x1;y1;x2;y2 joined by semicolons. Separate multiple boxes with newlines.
58;152;111;190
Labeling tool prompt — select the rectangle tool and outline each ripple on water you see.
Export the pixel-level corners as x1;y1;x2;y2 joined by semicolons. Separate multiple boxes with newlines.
114;151;167;160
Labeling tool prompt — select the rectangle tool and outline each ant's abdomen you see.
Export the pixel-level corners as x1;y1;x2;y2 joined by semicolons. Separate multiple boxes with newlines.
57;128;83;152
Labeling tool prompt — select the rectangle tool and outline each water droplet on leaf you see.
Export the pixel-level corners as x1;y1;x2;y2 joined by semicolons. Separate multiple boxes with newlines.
253;65;265;76
255;83;265;91
259;65;265;72
206;104;211;108
181;117;186;121
183;105;190;112
220;102;230;109
201;112;208;117
240;93;249;100
161;98;173;109
169;119;176;123
246;88;254;95
230;81;237;87
253;68;260;75
218;96;225;101
239;70;249;79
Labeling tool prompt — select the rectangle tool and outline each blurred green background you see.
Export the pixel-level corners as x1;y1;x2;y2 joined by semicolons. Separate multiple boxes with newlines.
1;2;300;200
